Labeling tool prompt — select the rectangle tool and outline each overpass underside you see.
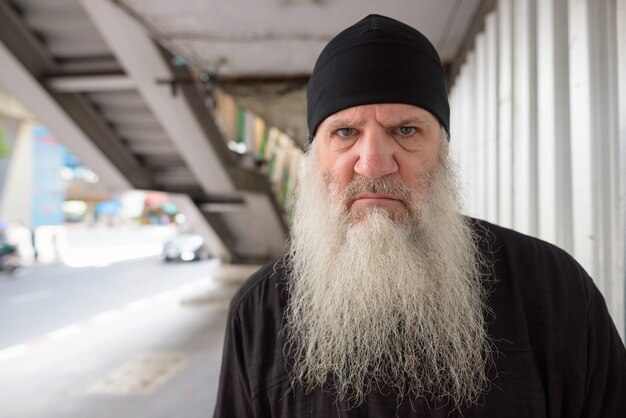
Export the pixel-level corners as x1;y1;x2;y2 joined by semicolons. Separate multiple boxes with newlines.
0;0;289;263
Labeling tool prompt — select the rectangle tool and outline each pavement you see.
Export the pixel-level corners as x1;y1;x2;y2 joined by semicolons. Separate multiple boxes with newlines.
0;253;262;418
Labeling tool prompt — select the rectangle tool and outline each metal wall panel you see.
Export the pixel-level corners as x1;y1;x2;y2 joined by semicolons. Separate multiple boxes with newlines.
618;0;626;339
450;0;625;338
537;0;572;250
512;0;538;236
484;13;499;224
497;0;514;229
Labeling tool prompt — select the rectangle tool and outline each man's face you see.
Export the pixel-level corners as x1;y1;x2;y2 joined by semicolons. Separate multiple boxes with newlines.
288;103;491;407
314;103;443;222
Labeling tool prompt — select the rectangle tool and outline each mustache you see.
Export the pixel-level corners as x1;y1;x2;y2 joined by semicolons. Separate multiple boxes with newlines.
340;176;414;206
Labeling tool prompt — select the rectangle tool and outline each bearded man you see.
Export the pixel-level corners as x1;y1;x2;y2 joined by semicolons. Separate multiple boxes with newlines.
213;14;626;417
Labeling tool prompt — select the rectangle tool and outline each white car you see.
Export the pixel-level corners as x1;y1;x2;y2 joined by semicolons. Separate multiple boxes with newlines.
162;233;210;262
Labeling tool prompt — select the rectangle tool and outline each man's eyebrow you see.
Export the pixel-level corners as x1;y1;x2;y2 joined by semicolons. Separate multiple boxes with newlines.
387;116;432;127
321;115;433;131
323;118;366;131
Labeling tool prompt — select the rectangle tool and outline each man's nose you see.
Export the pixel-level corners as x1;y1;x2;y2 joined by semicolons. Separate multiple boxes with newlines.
353;130;398;179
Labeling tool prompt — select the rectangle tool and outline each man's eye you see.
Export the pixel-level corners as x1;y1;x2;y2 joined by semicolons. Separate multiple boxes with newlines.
397;126;417;136
336;128;356;137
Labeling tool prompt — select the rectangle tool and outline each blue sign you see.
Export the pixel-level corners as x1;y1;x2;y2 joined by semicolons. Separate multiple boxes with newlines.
32;126;66;226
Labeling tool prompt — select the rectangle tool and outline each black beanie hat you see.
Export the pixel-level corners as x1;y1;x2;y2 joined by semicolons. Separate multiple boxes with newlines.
307;14;450;140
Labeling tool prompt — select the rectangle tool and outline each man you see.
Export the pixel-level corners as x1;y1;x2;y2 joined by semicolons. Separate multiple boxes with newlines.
214;14;626;417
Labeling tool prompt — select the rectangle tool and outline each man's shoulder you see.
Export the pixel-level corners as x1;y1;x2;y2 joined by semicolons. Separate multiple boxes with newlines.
470;217;579;265
228;255;289;315
469;217;593;294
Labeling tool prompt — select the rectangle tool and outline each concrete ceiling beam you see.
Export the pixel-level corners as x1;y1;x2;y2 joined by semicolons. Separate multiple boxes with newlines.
0;41;132;191
80;0;234;195
47;74;135;93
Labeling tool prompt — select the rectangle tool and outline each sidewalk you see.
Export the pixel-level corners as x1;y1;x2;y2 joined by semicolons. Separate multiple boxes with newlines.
0;261;259;417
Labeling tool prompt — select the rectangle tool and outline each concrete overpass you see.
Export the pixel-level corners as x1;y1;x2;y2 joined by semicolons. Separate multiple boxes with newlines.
0;0;291;263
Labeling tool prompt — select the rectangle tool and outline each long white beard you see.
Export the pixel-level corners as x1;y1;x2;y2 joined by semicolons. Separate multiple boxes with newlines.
284;144;493;408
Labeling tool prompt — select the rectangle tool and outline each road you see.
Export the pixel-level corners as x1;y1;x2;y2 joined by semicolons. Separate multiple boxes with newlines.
0;257;219;348
0;257;250;418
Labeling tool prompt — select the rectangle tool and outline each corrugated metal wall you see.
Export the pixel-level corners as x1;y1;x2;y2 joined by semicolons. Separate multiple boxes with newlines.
449;0;626;338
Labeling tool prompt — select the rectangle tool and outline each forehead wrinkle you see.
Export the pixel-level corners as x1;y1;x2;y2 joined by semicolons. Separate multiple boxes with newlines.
375;104;438;125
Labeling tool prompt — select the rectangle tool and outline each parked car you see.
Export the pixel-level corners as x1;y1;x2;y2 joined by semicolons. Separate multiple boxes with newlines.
162;233;210;262
0;242;20;273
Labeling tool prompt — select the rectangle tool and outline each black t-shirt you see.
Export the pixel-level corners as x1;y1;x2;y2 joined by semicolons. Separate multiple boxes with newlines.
213;219;626;417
